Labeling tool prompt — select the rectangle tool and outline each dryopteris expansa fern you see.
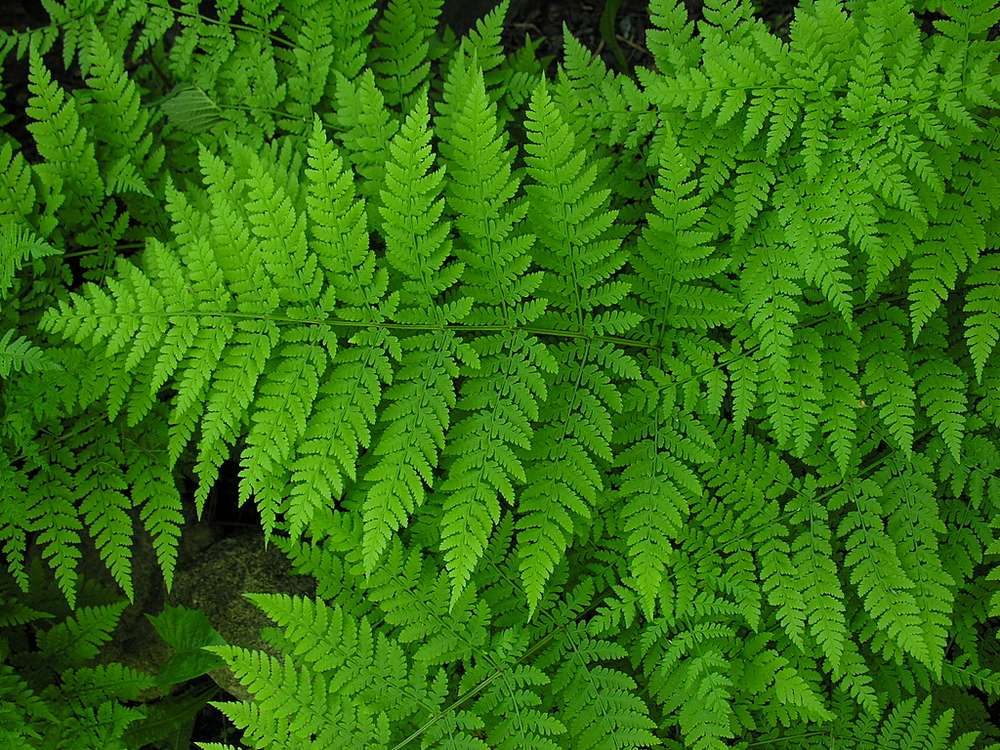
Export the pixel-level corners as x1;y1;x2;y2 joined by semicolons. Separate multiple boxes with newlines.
3;0;1000;747
436;49;555;606
516;78;641;613
360;90;474;571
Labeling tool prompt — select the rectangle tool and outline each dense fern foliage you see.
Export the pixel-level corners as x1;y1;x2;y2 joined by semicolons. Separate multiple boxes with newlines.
1;0;1000;747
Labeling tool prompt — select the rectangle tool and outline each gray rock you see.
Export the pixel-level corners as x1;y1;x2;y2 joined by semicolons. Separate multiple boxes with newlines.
167;533;316;701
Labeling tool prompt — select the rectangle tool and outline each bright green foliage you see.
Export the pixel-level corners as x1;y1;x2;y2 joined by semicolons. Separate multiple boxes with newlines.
361;92;473;571
371;0;444;109
436;55;556;606
784;477;847;670
613;372;715;620
517;80;640;614
79;20;164;198
965;253;1000;381
286;120;397;541
1;0;999;748
834;477;932;667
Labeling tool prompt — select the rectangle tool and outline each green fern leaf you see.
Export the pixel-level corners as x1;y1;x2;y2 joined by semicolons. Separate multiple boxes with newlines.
36;600;127;667
725;342;758;432
59;663;156;703
0;221;57;301
28;465;83;608
79;20;163;197
879;459;955;677
207;648;344;748
786;476;847;670
862;698;979;750
461;628;566;749
363;93;469;571
437;57;556;605
964;253;1000;382
332;70;399;228
742;243;801;448
0;457;30;593
909;234;979;342
194;318;280;516
859;306;915;459
615;371;715;619
915;355;967;463
819;323;861;475
0;143;36;227
286;120;397;540
237;153;335;538
25;52;104;220
0;329;54;377
242;591;425;728
517;80;638;613
126;436;183;592
635;125;737;333
542;621;658;750
834;477;929;666
78;466;134;602
371;0;443;109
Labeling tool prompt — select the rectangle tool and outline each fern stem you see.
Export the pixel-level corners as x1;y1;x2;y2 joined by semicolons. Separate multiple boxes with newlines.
69;308;661;351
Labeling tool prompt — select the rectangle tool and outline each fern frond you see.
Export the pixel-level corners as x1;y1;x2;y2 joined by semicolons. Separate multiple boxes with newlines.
236;151;335;537
371;0;443;109
914;343;967;463
741;242;801;448
783;328;825;457
284;120;397;540
857;697;979;750
634;124;737;335
35;600;127;668
776;173;854;327
126;433;183;592
517;80;640;613
77;441;135;602
59;663;156;703
859;306;916;459
207;648;342;749
332;70;399;227
964;253;1000;382
25;52;104;221
0;144;37;228
436;58;554;605
908;230;980;342
27;464;83;608
833;477;929;667
646;0;701;77
786;476;847;670
241;592;427;736
541;621;658;750
615;370;715;620
0;457;30;593
362;93;470;570
0;329;54;377
461;628;566;749
878;458;955;677
365;539;489;668
819;323;861;476
79;20;163;197
725;341;758;432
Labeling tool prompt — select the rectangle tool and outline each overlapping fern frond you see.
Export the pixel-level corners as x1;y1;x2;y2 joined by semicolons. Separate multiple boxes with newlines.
2;0;999;748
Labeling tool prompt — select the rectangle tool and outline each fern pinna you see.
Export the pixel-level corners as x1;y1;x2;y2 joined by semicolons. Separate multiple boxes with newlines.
1;0;999;747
